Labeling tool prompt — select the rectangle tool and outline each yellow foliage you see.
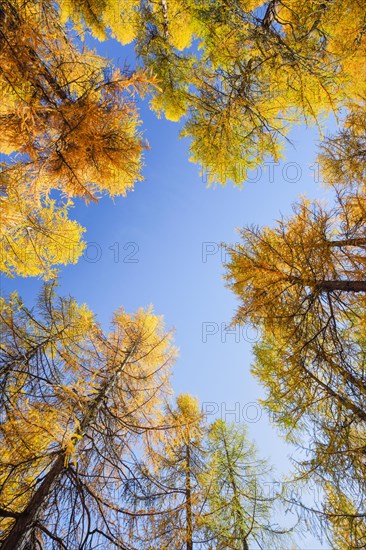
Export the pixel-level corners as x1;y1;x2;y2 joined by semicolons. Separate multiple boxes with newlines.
0;0;153;278
59;0;141;44
0;186;85;279
176;393;200;421
56;0;365;186
324;485;366;548
0;287;176;543
0;401;69;525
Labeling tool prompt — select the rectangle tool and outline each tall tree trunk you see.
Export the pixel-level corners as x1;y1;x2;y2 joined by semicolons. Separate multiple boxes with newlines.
1;455;66;550
185;443;193;550
160;0;169;40
262;0;280;30
329;237;366;248
1;345;135;549
319;280;366;293
223;435;249;550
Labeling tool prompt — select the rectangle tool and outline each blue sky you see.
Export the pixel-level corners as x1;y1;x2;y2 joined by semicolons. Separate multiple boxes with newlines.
0;33;338;549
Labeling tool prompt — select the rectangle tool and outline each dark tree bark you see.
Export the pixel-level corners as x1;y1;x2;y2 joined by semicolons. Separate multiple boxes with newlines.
1;346;135;549
319;280;366;293
185;443;193;550
329;238;366;248
262;0;280;30
1;456;65;550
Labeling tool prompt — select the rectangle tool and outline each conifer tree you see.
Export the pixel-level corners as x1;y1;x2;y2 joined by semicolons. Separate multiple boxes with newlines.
201;419;292;549
136;394;207;549
60;0;366;185
225;146;366;540
128;397;293;549
0;283;176;548
0;0;152;277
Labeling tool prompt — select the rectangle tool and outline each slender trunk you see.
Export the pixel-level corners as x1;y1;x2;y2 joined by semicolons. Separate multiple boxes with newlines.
287;277;366;294
185;443;193;550
1;455;65;550
161;0;169;41
262;0;280;30
223;435;248;550
1;345;135;549
319;280;366;293
329;237;366;248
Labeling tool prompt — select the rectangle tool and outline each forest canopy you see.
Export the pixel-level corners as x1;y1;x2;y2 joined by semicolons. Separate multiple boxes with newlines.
0;0;365;548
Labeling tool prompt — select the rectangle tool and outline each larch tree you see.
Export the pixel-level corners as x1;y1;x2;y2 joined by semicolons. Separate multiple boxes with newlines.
222;76;366;539
0;0;152;278
225;185;365;540
0;177;85;278
201;419;293;549
59;0;365;185
133;394;207;549
252;324;366;543
318;103;366;233
126;398;294;549
319;105;366;194
0;282;176;548
225;196;365;332
322;486;366;549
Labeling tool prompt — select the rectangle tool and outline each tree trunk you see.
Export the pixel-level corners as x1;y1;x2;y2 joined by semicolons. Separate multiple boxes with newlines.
329;237;366;248
1;345;135;549
223;434;249;550
185;443;193;550
161;0;169;40
1;455;65;550
319;280;366;293
262;0;280;30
